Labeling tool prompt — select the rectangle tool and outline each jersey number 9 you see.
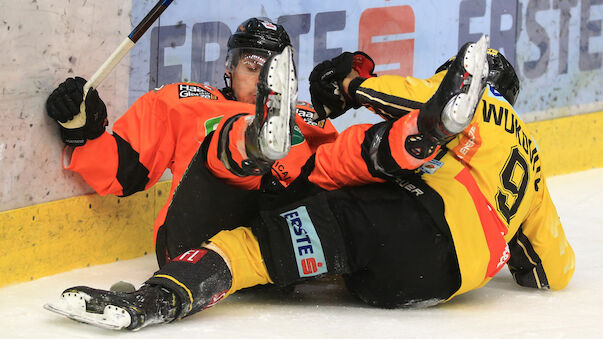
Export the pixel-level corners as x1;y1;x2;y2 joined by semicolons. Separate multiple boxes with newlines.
496;147;529;224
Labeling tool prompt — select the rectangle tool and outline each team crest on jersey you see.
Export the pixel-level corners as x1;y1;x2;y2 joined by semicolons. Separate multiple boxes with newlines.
178;84;217;100
204;116;223;135
292;124;305;145
296;108;325;128
419;159;444;175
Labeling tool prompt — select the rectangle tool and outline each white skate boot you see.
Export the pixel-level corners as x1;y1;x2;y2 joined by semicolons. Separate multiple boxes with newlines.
246;45;298;162
419;35;489;144
44;284;178;330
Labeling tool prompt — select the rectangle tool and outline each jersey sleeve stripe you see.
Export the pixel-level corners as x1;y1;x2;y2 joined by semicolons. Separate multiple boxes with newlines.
508;227;550;289
356;87;423;118
113;133;150;196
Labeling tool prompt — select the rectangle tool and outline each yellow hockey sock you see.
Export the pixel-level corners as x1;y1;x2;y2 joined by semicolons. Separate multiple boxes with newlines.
207;227;273;296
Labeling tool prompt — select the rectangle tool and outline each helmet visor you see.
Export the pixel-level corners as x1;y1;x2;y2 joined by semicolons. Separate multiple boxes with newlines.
226;48;273;75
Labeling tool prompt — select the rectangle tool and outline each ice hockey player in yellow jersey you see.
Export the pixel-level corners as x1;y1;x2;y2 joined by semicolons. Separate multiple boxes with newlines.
306;40;574;298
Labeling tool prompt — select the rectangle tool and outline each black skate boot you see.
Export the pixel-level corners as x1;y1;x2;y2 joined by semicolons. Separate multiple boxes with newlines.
409;35;489;159
44;284;179;331
244;45;297;171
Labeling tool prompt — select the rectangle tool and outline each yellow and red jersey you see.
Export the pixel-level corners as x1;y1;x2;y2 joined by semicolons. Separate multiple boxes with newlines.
424;83;575;296
308;73;575;297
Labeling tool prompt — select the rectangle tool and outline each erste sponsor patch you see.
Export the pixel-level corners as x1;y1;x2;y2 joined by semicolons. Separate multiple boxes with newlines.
280;206;328;278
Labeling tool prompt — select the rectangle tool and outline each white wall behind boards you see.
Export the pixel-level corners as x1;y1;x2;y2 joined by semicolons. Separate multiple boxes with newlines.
0;1;132;211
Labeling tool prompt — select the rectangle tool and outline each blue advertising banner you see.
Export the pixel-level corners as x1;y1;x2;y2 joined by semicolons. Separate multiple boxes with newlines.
129;0;603;128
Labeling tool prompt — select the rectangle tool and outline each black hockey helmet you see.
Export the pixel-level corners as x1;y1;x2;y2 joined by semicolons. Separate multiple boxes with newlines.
228;17;291;53
436;48;520;105
224;18;292;92
484;49;520;105
225;18;291;71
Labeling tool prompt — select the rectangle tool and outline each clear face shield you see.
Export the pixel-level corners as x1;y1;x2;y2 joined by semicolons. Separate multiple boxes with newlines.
225;48;273;77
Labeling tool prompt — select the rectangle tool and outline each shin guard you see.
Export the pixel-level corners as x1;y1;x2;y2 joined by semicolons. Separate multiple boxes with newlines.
146;249;232;318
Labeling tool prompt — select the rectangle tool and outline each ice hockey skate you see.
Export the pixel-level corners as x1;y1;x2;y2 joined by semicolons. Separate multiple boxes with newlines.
418;35;489;145
44;284;179;331
245;45;298;162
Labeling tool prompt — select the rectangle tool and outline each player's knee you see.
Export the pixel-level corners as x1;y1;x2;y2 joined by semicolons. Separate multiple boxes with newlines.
216;113;275;176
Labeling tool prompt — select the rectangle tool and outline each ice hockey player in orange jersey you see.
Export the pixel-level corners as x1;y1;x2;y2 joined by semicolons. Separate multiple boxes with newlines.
45;18;339;266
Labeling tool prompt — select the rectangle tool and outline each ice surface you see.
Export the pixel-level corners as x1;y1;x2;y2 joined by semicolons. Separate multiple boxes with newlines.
1;168;602;338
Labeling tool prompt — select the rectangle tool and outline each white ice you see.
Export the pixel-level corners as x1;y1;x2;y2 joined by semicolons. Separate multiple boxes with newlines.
1;168;602;338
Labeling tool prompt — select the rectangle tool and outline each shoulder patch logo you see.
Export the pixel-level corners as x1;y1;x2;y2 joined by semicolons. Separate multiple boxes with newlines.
204;116;223;135
178;84;217;100
296;108;325;128
291;124;305;146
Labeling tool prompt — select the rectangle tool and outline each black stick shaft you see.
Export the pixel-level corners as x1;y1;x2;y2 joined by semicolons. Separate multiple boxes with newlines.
129;0;174;43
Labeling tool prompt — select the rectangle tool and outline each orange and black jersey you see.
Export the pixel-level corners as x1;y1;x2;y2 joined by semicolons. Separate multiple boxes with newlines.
206;102;339;191
64;82;337;244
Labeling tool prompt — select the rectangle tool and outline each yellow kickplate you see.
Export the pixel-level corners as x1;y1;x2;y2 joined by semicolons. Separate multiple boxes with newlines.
528;110;603;176
0;181;170;287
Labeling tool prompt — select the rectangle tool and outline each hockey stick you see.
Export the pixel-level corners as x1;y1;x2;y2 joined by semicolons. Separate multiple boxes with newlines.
60;0;175;128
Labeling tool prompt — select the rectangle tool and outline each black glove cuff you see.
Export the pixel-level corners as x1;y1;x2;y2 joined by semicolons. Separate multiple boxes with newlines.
60;126;87;147
348;77;367;109
86;124;106;140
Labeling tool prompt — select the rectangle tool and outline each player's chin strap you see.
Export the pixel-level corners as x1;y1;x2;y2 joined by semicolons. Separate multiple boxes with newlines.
224;72;232;89
222;73;237;101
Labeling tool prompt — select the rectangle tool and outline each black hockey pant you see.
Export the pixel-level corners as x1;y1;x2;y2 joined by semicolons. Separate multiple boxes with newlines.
253;179;462;308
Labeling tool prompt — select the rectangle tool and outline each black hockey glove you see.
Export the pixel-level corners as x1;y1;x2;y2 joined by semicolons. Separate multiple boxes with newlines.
435;49;520;106
309;51;376;121
46;77;108;147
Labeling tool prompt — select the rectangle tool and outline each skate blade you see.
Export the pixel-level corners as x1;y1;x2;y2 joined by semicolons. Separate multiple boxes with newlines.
442;35;489;134
44;291;131;330
260;45;298;160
